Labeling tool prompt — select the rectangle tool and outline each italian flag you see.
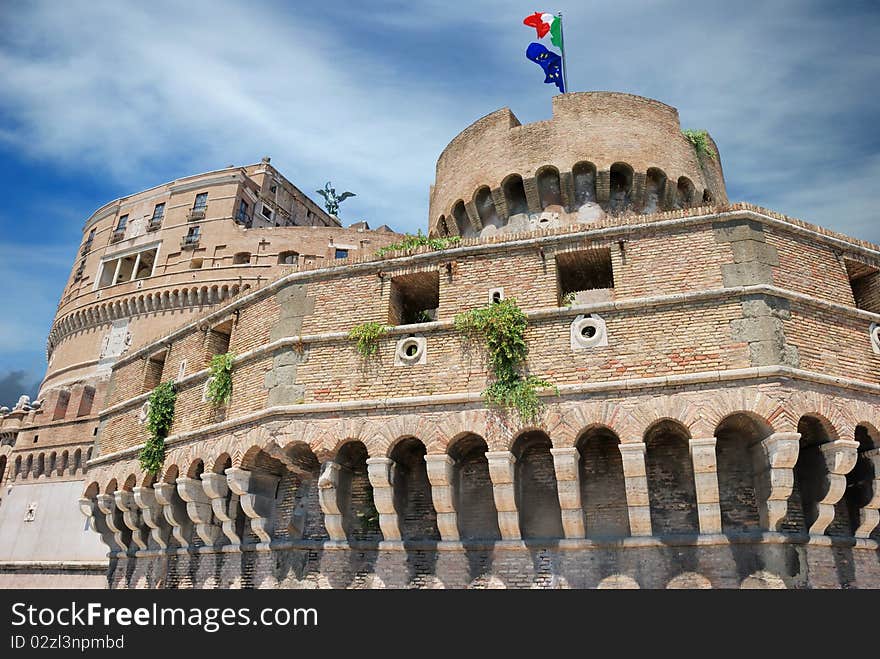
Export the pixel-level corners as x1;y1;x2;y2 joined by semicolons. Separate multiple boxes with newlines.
523;12;562;48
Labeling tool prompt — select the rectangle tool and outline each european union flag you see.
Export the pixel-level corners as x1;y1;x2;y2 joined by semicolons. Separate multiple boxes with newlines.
526;42;565;93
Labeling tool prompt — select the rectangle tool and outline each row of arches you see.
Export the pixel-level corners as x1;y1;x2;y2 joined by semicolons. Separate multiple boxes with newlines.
4;447;92;483
437;163;714;238
47;283;252;357
81;411;880;555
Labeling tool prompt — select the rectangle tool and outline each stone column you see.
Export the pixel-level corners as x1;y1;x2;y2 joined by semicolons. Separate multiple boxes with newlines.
177;476;221;546
689;438;721;534
317;461;347;542
95;493;130;552
424;454;459;542
485;451;520;540
855;448;880;538
618;442;652;536
809;439;859;535
202;471;241;546
154;481;192;548
226;468;279;548
366;457;401;542
129;252;142;282
550;447;585;539
114;489;148;550
754;432;800;530
133;485;170;549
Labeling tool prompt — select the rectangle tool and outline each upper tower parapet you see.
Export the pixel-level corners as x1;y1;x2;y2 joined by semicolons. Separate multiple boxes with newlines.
429;91;726;237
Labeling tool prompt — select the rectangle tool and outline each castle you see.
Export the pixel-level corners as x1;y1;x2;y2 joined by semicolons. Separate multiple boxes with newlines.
1;92;878;589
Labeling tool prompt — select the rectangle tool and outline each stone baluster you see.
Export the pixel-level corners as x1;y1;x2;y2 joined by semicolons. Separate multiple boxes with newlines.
754;432;800;530
226;468;279;548
201;471;242;546
133;485;170;549
855;448;880;538
366;457;402;542
618;442;652;536
154;481;192;548
424;454;459;542
485;451;521;540
689;438;721;534
550;447;585;539
177;477;221;546
317;461;347;542
114;489;148;550
809;439;859;535
95;493;131;552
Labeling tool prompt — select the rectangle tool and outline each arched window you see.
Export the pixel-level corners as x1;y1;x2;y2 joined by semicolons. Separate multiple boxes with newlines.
449;434;500;540
335;441;381;542
578;426;629;538
502;174;529;217
844;425;878;537
536;166;563;209
715;414;771;534
645;420;699;534
391;438;440;541
513;431;563;539
644;168;667;213
473;186;501;230
572;161;597;207
608;163;633;214
676;177;696;208
451;200;474;238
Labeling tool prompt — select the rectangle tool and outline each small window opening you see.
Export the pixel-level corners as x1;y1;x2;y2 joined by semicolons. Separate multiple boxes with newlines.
205;320;232;365
52;390;70;421
76;386;95;417
846;259;880;313
233;252;251;265
389;271;440;325
278;251;299;265
143;350;167;392
492;290;503;304
189;258;203;269
556;248;614;306
502;175;529;216
335;248;349;259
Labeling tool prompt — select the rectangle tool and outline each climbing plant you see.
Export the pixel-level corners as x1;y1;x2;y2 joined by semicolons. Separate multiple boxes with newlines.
138;380;177;475
682;129;716;160
454;298;553;423
206;352;235;406
376;230;461;257
348;321;389;358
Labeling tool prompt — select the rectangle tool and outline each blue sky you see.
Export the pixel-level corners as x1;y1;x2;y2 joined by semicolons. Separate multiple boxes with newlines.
0;0;878;406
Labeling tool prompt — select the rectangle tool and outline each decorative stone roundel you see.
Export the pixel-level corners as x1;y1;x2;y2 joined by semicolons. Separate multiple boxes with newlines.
395;336;427;366
571;314;608;350
870;323;880;355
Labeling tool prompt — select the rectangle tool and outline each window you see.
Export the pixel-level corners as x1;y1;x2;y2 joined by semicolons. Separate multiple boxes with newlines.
97;247;158;287
389;271;440;325
335;248;349;259
193;192;208;210
232;252;251;265
76;386;95;417
556;248;614;305
182;226;201;247
261;204;273;220
205;320;232;365
189;258;204;269
278;251;299;265
116;214;129;231
73;259;86;282
846;259;880;313
236;199;250;225
151;203;165;221
53;390;70;421
143;350;167;392
81;228;96;254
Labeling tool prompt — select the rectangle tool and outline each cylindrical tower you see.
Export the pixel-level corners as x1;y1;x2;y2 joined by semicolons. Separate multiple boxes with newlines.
428;92;726;238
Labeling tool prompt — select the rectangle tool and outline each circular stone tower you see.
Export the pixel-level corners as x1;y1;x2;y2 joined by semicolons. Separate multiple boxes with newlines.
429;92;726;238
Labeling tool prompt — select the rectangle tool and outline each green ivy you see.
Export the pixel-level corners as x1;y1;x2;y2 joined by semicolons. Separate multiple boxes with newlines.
206;352;235;406
376;229;461;257
682;129;716;160
454;298;553;423
348;321;388;358
138;380;177;475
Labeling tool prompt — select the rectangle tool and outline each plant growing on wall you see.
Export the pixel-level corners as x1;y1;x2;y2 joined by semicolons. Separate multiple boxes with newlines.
376;230;462;257
454;298;553;423
682;129;716;160
348;322;389;358
206;352;235;406
138;380;176;475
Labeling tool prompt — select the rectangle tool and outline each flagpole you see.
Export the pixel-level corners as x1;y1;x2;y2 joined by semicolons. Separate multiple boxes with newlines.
556;11;568;93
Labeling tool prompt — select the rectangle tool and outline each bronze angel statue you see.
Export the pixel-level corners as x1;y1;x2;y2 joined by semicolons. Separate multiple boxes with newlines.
316;181;356;216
